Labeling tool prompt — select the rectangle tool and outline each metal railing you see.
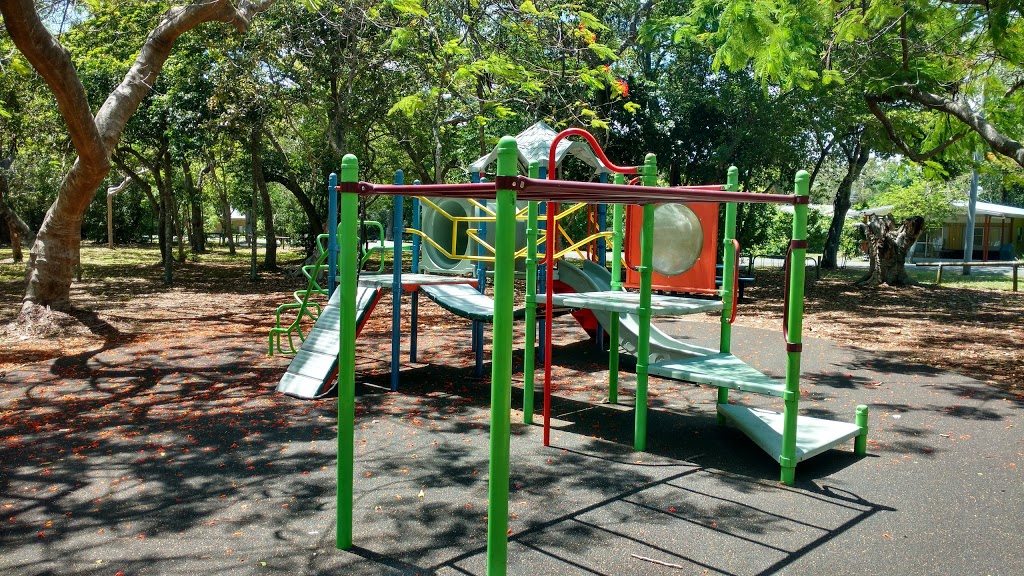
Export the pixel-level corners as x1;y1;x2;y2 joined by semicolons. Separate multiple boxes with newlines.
915;261;1020;291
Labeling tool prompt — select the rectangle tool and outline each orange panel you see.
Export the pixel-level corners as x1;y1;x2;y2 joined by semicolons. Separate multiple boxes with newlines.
624;203;719;294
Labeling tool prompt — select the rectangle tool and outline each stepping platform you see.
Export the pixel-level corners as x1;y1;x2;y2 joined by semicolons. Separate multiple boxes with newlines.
421;284;528;323
648;353;786;397
717;404;863;463
550;291;722;316
358;273;476;291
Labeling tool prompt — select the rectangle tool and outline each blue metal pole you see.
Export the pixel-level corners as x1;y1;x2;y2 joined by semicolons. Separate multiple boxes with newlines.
410;187;421;362
470;172;482;360
390;170;404;392
475;189;487;377
328;172;338;297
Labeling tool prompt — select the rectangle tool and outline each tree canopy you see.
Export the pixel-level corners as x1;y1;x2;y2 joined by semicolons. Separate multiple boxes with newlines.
1;0;1023;315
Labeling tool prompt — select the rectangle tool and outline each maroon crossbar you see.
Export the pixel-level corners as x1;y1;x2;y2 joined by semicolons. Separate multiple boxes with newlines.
352;177;803;206
356;182;495;197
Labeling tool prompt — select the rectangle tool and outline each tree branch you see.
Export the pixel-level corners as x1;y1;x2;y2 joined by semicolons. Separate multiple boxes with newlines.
94;0;277;152
111;155;158;212
0;166;35;244
896;87;1024;167
940;0;988;6
864;93;969;162
1005;77;1024;98
0;0;106;168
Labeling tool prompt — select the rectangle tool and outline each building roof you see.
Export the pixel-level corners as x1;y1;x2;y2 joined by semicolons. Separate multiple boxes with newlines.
467;121;611;176
969;201;1024;218
847;205;893;218
848;200;1024;220
777;204;834;216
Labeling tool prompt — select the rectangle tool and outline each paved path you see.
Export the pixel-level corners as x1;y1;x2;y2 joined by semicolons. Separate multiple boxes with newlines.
1;311;1020;575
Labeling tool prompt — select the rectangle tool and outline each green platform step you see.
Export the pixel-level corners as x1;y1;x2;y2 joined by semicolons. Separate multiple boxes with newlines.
648;353;786;397
717;404;864;463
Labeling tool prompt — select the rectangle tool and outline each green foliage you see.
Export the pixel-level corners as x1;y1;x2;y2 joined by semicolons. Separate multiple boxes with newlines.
860;161;963;230
683;0;1024;171
82;181;156;244
839;219;863;259
745;206;829;256
874;179;959;231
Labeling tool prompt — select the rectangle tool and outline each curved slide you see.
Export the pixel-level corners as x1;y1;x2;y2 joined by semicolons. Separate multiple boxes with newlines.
556;260;717;362
277;286;382;399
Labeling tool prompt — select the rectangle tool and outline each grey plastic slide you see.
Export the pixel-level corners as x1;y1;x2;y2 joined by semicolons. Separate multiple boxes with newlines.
277;286;381;399
556;260;717;362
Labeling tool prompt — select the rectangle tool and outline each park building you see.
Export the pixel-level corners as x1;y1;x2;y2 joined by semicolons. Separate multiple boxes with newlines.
849;201;1024;262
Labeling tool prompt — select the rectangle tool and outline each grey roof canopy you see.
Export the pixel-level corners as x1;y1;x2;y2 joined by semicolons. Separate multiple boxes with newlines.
467;121;611;176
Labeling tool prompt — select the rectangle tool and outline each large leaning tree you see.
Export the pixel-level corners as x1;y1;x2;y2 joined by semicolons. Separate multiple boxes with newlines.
0;0;275;319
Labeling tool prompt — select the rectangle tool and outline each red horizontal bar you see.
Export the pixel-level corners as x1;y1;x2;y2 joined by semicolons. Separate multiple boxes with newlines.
515;178;800;205
358;182;496;198
350;178;803;206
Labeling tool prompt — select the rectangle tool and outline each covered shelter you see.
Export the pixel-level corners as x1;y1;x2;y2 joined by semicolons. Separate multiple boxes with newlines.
468;121;612;177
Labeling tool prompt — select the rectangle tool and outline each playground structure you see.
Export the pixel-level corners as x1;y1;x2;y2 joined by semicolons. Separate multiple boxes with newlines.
268;158;617;397
288;129;871;576
269;121;739;398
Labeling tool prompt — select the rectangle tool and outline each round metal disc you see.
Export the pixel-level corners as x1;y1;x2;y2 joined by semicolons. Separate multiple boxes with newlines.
652;203;704;276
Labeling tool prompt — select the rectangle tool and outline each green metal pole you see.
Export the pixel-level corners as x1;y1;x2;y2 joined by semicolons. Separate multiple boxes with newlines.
486;136;517;576
854;405;870;455
608;173;625;404
780;170;809;486
717;167;739;423
634;154;657;452
523;162;539;424
336;154;359;549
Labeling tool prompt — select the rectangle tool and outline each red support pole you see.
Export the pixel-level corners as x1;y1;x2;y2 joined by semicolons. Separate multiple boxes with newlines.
543;200;558;446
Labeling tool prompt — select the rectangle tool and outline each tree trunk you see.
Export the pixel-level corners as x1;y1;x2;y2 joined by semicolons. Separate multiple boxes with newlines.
250;125;276;269
856;214;926;287
175;197;186;263
103;173;136;248
217;167;235;255
264;128;323;256
249;172;259;282
1;0;275;316
184;160;207;253
23;158;110;310
10;228;22;262
822;136;870;270
159;142;175;285
432;122;443;184
0;166;34;262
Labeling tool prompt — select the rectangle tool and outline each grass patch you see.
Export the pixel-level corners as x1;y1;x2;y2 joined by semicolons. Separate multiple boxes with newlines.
815;265;1018;291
